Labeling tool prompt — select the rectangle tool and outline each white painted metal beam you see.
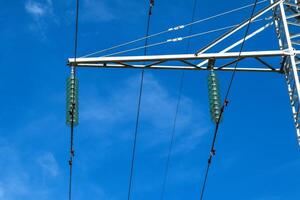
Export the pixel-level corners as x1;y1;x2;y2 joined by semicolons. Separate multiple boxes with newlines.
69;50;291;65
196;21;274;67
73;63;282;72
195;0;283;54
279;1;300;145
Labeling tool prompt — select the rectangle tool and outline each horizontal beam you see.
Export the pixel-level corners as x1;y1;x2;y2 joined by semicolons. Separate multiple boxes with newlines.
69;50;293;65
196;0;283;54
197;21;274;67
73;63;283;72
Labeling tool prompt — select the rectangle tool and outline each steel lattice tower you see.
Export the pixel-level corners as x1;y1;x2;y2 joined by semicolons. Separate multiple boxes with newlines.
68;0;300;146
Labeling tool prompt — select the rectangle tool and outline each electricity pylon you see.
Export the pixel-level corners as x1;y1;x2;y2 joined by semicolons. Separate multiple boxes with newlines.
67;0;300;146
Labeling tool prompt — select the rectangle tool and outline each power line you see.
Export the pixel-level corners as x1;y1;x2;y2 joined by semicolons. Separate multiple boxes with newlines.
199;0;259;200
68;0;80;199
159;0;199;199
80;0;267;58
101;18;265;57
159;72;185;200
185;0;199;52
127;1;154;200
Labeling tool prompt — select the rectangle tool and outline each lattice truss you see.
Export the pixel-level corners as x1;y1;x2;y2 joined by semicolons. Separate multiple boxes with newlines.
68;0;300;145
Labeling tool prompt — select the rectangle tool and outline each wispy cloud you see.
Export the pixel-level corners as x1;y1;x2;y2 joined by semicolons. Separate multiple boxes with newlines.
25;2;45;16
81;74;210;154
0;141;34;199
252;196;282;200
82;0;116;22
0;139;62;200
82;0;144;23
25;0;56;40
25;0;53;18
37;152;60;177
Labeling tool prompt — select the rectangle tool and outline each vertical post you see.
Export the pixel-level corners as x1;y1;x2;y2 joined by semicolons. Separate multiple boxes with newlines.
278;1;300;145
270;0;284;50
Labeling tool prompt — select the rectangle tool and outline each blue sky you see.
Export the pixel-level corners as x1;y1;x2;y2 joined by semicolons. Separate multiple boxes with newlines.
0;0;300;199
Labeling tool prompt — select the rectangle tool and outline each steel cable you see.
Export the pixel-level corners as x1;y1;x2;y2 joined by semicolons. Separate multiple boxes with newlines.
127;1;154;200
80;0;267;58
199;0;259;199
68;0;80;200
159;0;199;199
101;18;265;57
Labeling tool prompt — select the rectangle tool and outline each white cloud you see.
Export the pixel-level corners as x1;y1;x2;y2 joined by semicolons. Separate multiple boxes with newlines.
0;144;30;200
80;74;210;154
37;152;60;177
25;2;45;16
83;0;116;22
25;0;55;40
253;196;282;200
72;183;113;200
82;0;144;22
25;0;53;18
0;187;4;199
0;140;60;200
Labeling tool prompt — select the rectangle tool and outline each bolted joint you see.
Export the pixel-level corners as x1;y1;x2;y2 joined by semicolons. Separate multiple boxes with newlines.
208;59;216;70
208;157;212;164
71;150;75;157
225;99;229;106
68;61;78;67
210;148;216;156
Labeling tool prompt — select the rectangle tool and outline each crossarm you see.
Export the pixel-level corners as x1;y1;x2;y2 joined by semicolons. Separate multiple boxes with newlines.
68;50;292;65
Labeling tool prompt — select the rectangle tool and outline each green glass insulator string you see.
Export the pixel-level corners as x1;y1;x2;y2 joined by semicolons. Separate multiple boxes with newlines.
208;70;222;124
66;76;79;126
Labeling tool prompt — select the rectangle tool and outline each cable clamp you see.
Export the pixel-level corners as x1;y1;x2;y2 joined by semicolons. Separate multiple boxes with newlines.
168;25;185;31
167;37;183;42
265;16;273;21
225;99;229;107
208;157;212;164
174;25;185;30
210;149;216;157
71;150;75;157
150;0;154;6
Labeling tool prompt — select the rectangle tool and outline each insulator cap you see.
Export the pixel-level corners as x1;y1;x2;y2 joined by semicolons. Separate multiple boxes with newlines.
66;77;79;126
208;71;222;123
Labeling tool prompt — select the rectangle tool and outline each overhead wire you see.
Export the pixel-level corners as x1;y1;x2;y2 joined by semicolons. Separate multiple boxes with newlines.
101;18;265;57
127;1;155;200
159;0;199;199
80;0;267;58
64;0;264;199
80;28;169;58
68;0;79;200
198;0;260;200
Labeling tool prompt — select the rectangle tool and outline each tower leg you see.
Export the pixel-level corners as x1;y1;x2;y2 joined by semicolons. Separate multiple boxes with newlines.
275;1;300;145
